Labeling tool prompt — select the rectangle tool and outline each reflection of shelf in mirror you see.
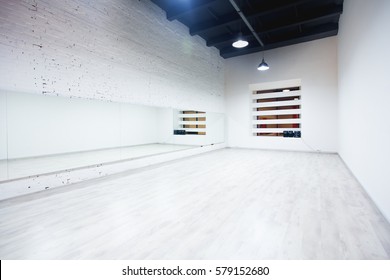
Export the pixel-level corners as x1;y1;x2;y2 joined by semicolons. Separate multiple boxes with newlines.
178;121;206;125
178;113;206;118
176;110;207;136
184;128;206;133
173;130;186;135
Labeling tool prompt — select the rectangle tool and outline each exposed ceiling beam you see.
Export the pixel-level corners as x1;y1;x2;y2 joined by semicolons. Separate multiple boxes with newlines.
190;0;312;36
207;5;343;47
166;0;217;21
207;32;250;47
229;0;264;47
207;7;219;20
221;23;339;58
262;7;342;34
191;12;239;36
224;25;234;35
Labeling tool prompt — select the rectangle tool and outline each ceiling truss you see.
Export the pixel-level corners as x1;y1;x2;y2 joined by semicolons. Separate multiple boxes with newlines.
151;0;343;58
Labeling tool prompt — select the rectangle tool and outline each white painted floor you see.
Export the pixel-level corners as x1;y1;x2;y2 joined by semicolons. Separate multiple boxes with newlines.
0;148;389;259
0;143;195;181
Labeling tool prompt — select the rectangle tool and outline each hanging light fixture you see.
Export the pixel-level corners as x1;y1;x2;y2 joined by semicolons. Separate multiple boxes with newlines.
232;16;248;48
257;54;269;71
229;0;269;70
232;32;248;48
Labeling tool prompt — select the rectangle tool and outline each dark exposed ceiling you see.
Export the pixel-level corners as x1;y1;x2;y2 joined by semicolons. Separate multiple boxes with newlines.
150;0;343;59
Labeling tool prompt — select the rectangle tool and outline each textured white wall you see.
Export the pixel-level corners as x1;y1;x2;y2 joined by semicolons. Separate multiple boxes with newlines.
0;0;225;112
338;0;390;221
225;37;339;152
5;91;159;159
0;92;7;159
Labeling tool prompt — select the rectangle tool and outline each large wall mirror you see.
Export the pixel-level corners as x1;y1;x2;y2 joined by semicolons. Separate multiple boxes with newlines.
0;91;224;183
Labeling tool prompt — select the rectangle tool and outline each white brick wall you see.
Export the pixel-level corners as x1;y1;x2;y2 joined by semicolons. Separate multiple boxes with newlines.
0;0;225;112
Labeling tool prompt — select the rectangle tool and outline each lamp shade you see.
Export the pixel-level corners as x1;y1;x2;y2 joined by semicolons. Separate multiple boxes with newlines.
257;58;269;71
232;39;248;48
232;33;248;48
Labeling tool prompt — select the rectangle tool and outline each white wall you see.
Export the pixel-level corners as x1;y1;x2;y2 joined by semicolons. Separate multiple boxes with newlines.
5;91;159;159
0;91;7;159
225;37;338;152
338;0;390;221
0;0;224;113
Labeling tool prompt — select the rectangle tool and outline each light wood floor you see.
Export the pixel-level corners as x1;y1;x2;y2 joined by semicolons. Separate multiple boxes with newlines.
0;148;389;259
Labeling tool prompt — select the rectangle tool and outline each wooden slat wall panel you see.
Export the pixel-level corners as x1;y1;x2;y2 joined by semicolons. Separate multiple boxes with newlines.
253;128;301;133
252;86;301;137
253;109;301;116
253;99;301;108
253;119;301;125
252;90;301;100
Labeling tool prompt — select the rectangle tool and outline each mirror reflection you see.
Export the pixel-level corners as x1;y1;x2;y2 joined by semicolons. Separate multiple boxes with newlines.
0;91;224;182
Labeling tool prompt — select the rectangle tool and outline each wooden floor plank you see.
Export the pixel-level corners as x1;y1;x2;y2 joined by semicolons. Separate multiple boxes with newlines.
0;148;389;259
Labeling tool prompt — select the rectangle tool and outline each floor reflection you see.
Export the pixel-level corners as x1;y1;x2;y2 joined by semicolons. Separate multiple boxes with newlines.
0;143;196;181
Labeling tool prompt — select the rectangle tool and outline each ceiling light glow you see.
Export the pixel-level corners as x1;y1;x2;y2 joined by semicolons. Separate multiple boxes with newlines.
232;39;249;48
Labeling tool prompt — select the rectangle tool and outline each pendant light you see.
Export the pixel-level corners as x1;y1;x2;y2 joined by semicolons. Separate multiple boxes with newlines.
232;17;248;48
232;32;248;48
229;0;269;70
257;53;269;71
